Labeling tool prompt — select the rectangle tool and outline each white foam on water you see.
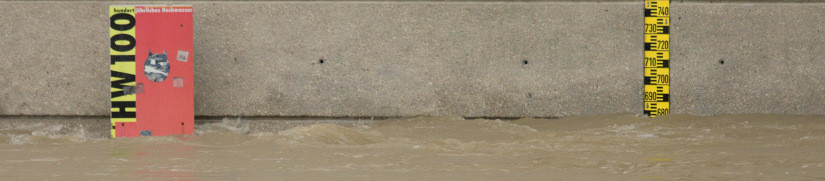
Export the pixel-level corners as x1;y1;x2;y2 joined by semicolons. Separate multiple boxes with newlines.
278;124;384;146
0;122;99;145
194;117;250;135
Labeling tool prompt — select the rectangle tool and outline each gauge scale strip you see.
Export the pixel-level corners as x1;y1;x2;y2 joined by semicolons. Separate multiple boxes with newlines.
644;0;670;117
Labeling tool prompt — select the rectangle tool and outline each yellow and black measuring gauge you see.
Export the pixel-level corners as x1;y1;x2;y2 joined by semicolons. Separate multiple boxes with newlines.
644;0;670;117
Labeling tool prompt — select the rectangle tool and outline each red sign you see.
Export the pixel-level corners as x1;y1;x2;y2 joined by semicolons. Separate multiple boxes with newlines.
109;6;194;138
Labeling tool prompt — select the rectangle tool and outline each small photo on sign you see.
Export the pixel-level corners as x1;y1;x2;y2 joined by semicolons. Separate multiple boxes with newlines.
173;77;184;87
177;50;189;62
121;83;145;94
135;83;144;94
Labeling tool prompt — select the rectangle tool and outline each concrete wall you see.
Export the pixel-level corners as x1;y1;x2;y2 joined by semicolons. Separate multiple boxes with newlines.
1;1;823;117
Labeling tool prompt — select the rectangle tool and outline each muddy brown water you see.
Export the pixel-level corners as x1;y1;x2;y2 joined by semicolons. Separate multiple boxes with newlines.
1;114;824;180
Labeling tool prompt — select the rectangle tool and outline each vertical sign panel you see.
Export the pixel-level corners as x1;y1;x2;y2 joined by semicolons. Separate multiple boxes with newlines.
643;1;670;117
110;5;194;138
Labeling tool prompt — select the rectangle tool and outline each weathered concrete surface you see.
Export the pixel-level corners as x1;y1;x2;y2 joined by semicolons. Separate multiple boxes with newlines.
0;1;823;117
672;3;825;115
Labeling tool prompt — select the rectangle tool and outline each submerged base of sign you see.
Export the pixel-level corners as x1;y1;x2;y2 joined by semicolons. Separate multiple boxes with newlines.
109;5;194;138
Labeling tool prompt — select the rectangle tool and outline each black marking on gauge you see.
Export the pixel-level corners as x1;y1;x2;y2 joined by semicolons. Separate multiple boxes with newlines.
656;18;668;25
644;77;654;85
659;59;670;68
648;1;659;8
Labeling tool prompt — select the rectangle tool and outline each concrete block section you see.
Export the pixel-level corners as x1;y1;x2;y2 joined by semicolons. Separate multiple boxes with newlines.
192;2;640;117
671;3;825;115
0;2;641;117
0;1;823;117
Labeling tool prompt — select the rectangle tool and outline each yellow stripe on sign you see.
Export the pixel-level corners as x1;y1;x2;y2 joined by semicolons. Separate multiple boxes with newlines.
111;94;136;102
110;61;136;78
110;107;137;112
109;6;137;138
644;0;669;117
109;6;136;56
111;118;137;123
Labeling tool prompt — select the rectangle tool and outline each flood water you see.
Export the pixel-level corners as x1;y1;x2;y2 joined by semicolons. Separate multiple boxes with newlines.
1;114;824;180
